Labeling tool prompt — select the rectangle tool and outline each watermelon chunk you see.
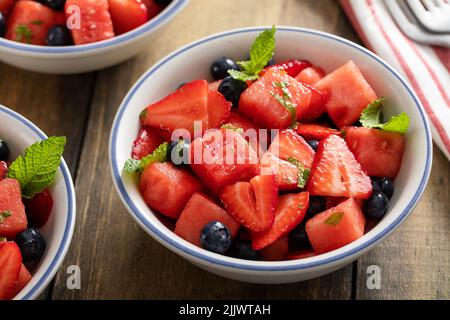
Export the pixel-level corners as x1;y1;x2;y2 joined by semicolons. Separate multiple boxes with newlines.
295;66;325;85
175;193;240;247
314;61;377;128
239;68;311;129
0;178;27;239
344;126;406;179
306;198;366;254
140;162;203;219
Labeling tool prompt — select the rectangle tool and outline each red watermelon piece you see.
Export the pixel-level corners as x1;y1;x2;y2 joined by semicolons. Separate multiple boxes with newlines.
0;178;27;239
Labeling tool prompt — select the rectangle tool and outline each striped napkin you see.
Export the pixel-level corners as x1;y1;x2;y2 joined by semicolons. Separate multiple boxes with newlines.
340;0;450;160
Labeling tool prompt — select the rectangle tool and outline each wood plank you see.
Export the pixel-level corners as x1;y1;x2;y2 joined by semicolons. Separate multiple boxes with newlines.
356;147;450;299
51;0;361;299
0;64;96;299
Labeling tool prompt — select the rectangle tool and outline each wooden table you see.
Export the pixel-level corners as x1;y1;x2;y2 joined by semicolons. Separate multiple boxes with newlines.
1;0;448;300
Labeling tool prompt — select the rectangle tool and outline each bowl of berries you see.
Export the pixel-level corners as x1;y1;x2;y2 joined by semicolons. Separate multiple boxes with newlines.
110;26;432;283
0;0;188;74
0;105;75;299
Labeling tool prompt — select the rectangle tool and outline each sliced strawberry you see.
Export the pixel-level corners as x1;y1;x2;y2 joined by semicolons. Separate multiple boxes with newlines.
260;153;299;190
251;192;309;250
239;68;311;129
13;263;31;297
108;0;149;35
0;161;7;181
190;129;259;192
295;66;325;85
140;162;203;219
0;242;21;300
220;174;277;232
208;80;222;92
140;79;209;137
268;129;315;165
314;61;377;128
6;1;61;45
287;249;316;260
142;0;164;18
0;178;27;239
23;189;53;229
307;135;372;199
175;193;240;247
306;198;366;254
226;110;258;132
207;90;232;129
131;126;164;160
294;123;340;140
260;235;289;261
299;84;326;121
270;59;312;77
65;0;115;45
344;126;406;179
0;0;15;15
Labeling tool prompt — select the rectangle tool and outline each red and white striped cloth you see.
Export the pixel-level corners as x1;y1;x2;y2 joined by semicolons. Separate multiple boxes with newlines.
340;0;450;160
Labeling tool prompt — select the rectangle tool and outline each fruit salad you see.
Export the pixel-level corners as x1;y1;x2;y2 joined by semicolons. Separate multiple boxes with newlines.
124;27;409;262
0;0;171;46
0;136;66;300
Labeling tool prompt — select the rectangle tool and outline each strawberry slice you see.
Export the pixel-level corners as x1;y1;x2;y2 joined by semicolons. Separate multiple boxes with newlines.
23;189;53;228
0;161;7;181
207;90;232;129
270;59;312;77
260;153;299;190
220;174;277;232
108;0;149;35
131;126;164;160
0;178;27;239
14;264;31;297
0;242;22;300
260;235;289;261
251;192;309;250
294;124;340;140
175;193;240;247
307;135;372;199
295;66;325;85
268;129;315;165
142;0;164;18
140;79;209;136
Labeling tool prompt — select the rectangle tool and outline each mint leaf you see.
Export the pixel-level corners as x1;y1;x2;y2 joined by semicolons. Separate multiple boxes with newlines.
360;98;410;134
124;142;168;174
15;24;32;43
0;211;12;224
0;237;6;242
7;137;66;199
324;212;345;226
31;20;43;25
271;92;296;124
228;26;276;81
288;157;310;188
221;123;244;133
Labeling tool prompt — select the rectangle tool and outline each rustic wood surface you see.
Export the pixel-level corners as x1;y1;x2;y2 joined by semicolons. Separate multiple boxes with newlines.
0;0;448;300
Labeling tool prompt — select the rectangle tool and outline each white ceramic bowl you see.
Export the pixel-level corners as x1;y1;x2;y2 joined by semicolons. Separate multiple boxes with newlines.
0;105;76;299
0;0;188;74
109;27;433;284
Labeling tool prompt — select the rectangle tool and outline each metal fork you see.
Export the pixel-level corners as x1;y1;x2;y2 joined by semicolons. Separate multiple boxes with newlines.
385;0;450;47
406;0;450;33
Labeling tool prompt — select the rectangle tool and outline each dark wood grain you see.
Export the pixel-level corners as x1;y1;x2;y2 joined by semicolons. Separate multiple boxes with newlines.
51;0;357;299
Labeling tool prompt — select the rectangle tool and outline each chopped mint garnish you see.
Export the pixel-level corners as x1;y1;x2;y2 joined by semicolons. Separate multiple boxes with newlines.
324;212;345;226
15;24;33;43
273;81;292;99
288;157;310;189
272;91;296;124
0;237;7;242
0;211;12;224
124;142;168;174
31;20;43;25
228;26;276;82
7;136;66;199
360;98;410;135
221;123;244;133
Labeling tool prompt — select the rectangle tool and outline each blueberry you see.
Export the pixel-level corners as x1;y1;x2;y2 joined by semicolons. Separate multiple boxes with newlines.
46;25;72;46
364;191;389;220
307;196;326;218
218;76;247;107
371;177;394;199
154;0;172;5
168;139;190;166
0;139;9;161
37;0;66;11
0;12;6;38
306;139;319;152
15;228;46;263
210;57;240;81
289;222;311;250
229;239;261;261
200;221;232;254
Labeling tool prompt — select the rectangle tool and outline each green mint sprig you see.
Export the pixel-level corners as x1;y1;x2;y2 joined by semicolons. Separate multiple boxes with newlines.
0;211;12;224
288;157;310;189
124;142;168;174
228;26;276;82
324;212;345;226
15;24;33;44
360;98;410;135
221;123;244;133
7;136;66;199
